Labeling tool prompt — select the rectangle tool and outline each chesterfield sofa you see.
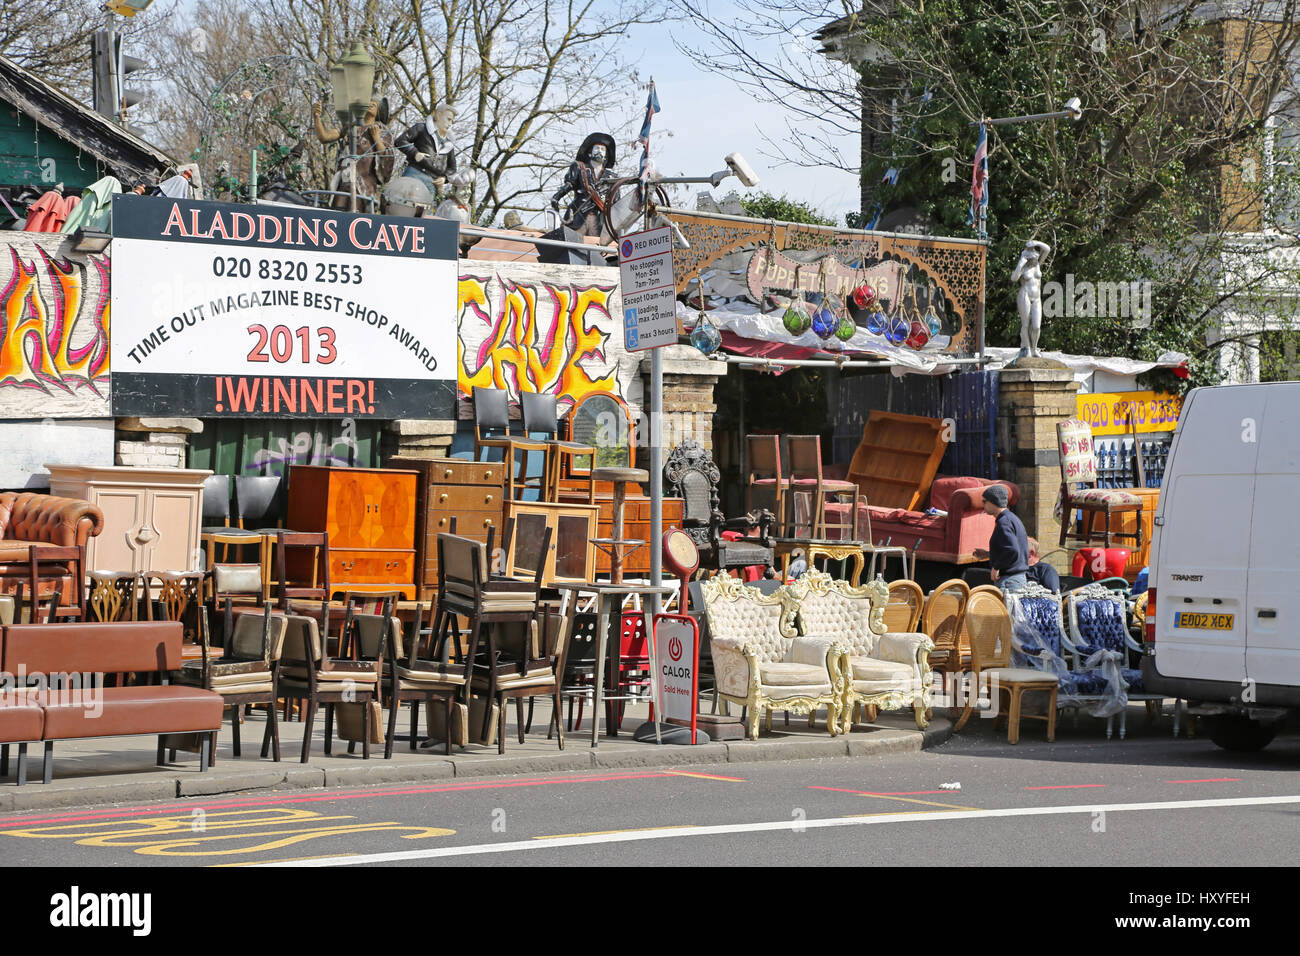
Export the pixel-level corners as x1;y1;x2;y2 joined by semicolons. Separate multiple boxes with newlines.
0;492;104;604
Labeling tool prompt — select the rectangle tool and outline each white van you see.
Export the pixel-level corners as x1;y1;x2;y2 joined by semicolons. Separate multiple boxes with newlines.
1142;381;1300;751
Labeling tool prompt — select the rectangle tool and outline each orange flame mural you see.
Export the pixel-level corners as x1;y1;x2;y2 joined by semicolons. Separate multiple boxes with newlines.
458;272;622;408
0;246;110;397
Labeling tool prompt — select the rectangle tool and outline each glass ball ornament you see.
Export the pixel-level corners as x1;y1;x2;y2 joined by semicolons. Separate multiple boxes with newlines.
851;284;875;310
690;313;722;355
811;305;839;340
885;314;909;345
865;310;887;336
925;306;942;337
835;313;857;342
783;300;811;336
904;319;930;350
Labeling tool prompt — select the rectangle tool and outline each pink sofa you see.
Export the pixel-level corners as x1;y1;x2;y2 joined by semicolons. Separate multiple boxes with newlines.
823;475;1020;564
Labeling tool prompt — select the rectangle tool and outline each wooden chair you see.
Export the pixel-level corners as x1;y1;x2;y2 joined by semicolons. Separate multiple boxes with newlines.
88;570;139;623
664;439;775;578
348;599;467;757
521;392;596;502
472;387;550;501
277;607;382;762
1056;419;1144;548
785;435;859;540
954;589;1058;744
275;531;330;610
147;570;204;647
920;578;970;674
882;579;924;634
177;604;287;760
745;434;785;531
28;545;85;622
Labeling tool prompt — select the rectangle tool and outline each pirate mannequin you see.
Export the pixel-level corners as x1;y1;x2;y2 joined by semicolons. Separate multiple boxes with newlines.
550;132;618;235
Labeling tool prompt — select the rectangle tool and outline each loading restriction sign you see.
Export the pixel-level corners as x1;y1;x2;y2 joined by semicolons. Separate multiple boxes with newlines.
618;225;677;351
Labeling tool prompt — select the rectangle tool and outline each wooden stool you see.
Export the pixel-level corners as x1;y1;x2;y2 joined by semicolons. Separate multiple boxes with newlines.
590;467;648;583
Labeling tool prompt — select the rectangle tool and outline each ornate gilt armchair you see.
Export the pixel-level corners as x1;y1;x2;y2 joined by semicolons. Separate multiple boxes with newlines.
700;574;845;739
785;570;933;733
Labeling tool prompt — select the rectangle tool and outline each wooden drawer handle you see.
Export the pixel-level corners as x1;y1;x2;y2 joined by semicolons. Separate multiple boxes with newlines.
483;519;494;528
438;493;448;503
484;470;494;479
484;494;494;504
443;469;454;479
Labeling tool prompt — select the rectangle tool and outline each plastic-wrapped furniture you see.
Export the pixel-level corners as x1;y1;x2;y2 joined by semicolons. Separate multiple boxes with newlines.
785;570;932;732
700;574;845;739
1064;582;1161;738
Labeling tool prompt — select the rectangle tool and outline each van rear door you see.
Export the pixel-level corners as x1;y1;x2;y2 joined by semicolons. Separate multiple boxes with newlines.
1152;385;1262;683
1246;383;1300;689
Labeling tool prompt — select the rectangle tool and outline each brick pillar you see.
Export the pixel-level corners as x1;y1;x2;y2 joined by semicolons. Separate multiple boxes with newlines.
640;345;727;455
998;365;1078;573
385;419;457;460
115;417;203;468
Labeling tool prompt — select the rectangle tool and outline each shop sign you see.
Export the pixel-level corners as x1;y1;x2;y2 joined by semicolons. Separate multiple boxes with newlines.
1075;390;1183;436
109;195;459;419
653;613;700;742
744;248;903;303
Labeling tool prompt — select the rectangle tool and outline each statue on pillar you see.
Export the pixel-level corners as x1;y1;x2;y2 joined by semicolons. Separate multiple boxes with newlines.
1011;239;1051;358
394;102;458;200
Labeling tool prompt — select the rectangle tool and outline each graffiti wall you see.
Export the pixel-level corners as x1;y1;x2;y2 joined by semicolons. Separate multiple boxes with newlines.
457;262;642;417
0;234;111;418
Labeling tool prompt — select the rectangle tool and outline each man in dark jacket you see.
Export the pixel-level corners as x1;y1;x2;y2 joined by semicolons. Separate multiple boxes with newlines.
974;484;1030;594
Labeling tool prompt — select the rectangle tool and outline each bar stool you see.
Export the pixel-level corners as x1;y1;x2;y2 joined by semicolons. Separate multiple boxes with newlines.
521;392;596;502
472;387;549;501
589;467;648;583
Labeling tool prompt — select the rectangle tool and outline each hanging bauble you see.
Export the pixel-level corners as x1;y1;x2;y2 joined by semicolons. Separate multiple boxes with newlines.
851;284;874;309
783;300;811;336
904;319;930;350
690;312;722;355
885;314;909;345
924;306;942;337
812;306;838;340
865;310;887;336
835;313;857;342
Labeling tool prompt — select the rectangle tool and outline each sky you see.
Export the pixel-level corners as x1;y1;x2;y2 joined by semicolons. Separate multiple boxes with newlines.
621;17;861;223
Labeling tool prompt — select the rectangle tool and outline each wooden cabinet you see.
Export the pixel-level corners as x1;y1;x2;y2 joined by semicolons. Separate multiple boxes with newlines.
287;465;418;598
504;501;599;586
46;465;212;577
387;456;507;598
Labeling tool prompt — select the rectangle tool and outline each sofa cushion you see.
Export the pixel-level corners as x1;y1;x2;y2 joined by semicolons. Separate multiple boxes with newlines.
1071;488;1143;506
0;690;44;742
38;685;223;739
848;656;914;683
759;662;828;686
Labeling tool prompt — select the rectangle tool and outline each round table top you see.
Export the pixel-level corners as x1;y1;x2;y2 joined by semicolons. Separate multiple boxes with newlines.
591;467;649;483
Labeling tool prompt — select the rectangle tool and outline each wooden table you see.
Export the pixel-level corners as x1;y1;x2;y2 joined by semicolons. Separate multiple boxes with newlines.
551;582;676;748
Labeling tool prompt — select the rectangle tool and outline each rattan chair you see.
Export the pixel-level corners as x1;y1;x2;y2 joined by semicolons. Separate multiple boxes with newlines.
954;589;1058;744
882;579;924;634
920;579;970;674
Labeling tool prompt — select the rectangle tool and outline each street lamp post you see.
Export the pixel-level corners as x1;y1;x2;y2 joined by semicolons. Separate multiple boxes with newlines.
330;41;376;212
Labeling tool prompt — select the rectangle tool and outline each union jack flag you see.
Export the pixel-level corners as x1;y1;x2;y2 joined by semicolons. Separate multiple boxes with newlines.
968;122;988;235
637;80;660;194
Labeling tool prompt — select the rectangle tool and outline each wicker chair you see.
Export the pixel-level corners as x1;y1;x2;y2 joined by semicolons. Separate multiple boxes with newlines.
883;579;924;634
920;579;970;674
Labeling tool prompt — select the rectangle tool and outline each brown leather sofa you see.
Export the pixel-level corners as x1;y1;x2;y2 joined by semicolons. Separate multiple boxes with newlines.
0;492;104;604
0;621;223;785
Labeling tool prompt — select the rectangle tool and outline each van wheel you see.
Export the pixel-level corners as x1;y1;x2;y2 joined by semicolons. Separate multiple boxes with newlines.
1206;716;1277;752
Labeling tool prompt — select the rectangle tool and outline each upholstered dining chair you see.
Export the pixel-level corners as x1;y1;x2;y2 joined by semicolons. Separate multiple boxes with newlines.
1056;418;1144;548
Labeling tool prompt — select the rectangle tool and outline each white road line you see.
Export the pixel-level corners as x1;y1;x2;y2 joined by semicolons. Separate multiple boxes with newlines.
255;794;1300;866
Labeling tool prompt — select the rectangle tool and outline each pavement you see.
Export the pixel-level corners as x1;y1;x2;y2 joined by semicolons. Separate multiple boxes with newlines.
0;705;1294;868
0;695;949;811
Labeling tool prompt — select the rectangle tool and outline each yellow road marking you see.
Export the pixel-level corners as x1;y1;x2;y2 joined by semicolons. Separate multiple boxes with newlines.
662;770;746;782
535;824;699;840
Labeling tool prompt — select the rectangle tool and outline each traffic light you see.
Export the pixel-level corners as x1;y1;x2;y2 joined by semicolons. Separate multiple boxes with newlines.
90;28;147;123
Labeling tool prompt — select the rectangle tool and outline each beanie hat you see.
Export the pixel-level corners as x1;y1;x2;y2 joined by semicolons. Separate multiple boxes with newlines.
982;484;1009;508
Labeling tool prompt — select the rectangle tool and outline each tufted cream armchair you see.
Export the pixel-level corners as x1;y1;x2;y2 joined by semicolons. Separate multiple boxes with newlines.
700;574;846;739
784;570;933;733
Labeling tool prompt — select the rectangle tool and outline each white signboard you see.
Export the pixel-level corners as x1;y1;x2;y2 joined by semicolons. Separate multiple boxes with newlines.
654;614;700;740
110;195;460;419
618;226;677;352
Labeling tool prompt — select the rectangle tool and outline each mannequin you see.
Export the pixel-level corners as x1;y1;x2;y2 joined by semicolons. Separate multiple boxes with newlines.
394;102;458;198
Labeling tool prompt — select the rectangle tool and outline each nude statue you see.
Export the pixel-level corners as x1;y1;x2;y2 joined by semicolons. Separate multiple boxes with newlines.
1011;239;1051;357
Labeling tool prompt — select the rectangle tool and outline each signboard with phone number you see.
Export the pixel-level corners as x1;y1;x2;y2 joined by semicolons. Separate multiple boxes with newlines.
1075;390;1183;437
109;195;460;419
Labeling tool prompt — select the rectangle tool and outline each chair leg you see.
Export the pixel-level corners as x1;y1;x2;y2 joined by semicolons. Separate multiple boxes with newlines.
361;699;371;760
554;693;565;750
200;733;212;772
300;699;316;763
525;697;535;734
43;740;54;784
1047;688;1058;742
516;697;526;744
497;694;507;755
323;703;334;756
157;737;166;766
386;695;399;760
16;743;27;786
0;744;7;778
1007;689;1022;745
410;699;420;750
230;705;241;758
